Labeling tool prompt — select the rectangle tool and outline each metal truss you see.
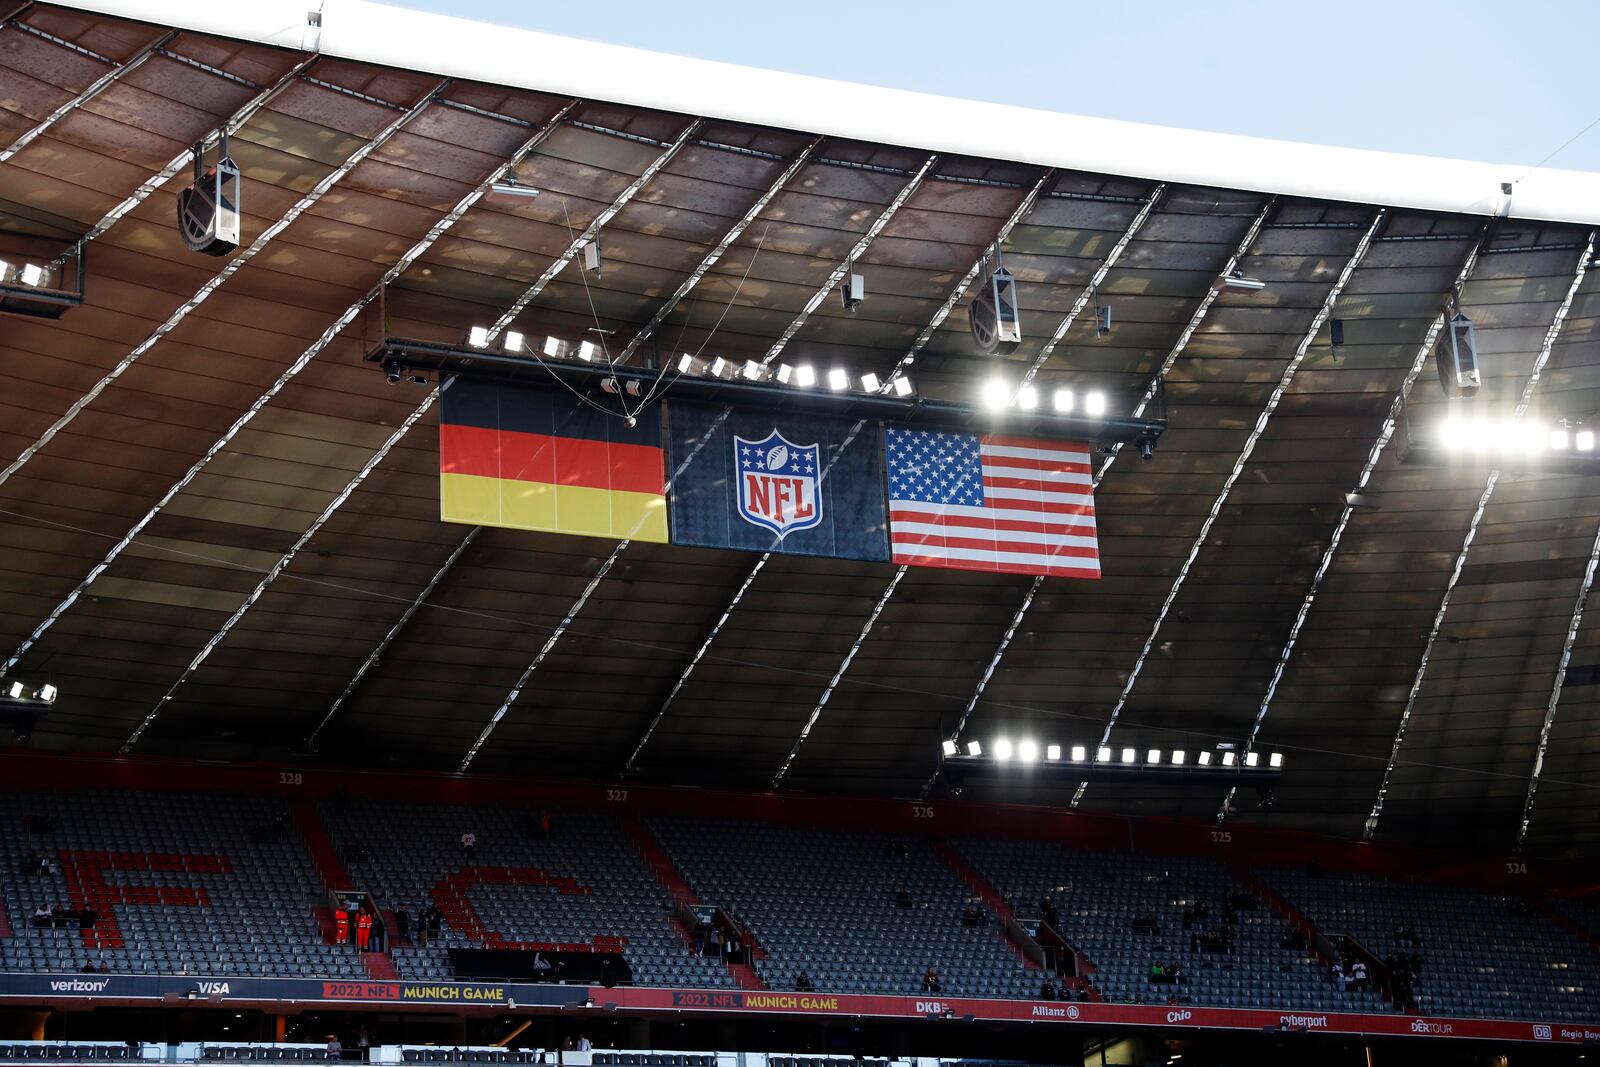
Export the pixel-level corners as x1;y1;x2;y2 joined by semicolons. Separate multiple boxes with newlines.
1072;208;1389;808
458;154;939;772
484;119;705;346
1364;231;1596;840
624;173;1055;775
762;155;939;363
921;197;1277;799
0;100;581;680
0;66;433;491
0;29;178;164
771;183;1169;787
615;137;823;365
1215;230;1488;822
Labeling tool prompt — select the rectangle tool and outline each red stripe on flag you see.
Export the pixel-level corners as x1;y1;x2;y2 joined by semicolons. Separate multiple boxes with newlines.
440;424;663;495
889;509;1096;537
891;549;1101;580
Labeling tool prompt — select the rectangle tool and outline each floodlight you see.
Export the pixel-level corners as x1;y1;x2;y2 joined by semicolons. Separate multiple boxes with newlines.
504;331;524;353
966;740;982;757
1171;750;1186;765
794;365;817;388
742;360;764;381
490;179;542;198
982;378;1010;409
1269;752;1283;768
1197;751;1213;766
4;681;21;699
21;263;45;287
1147;748;1161;764
942;739;958;757
1046;745;1061;761
709;357;729;378
994;738;1013;761
1121;747;1136;765
1017;386;1038;410
1222;751;1237;767
544;336;562;358
1551;429;1570;450
37;684;56;703
891;376;914;398
1053;389;1074;413
1579;430;1596;452
1245;751;1260;767
1085;392;1107;417
1215;272;1267;292
775;364;794;384
860;372;881;393
577;340;598;362
1096;746;1113;763
468;326;490;349
0;260;10;282
676;354;701;375
1018;740;1039;763
827;368;849;392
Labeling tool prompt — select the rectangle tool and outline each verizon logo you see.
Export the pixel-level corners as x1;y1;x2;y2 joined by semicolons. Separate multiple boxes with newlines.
49;979;110;993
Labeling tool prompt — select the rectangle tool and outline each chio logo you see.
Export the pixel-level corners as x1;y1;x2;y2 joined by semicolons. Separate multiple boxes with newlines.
1166;1010;1193;1023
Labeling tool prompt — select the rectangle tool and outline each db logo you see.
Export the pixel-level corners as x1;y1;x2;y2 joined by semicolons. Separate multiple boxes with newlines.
1533;1025;1553;1041
1166;1010;1193;1023
1066;1005;1080;1020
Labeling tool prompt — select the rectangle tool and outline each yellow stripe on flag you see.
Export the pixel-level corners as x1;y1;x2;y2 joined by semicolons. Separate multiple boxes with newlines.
440;473;667;543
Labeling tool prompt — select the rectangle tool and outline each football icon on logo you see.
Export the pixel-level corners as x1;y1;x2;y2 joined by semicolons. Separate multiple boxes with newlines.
767;444;788;471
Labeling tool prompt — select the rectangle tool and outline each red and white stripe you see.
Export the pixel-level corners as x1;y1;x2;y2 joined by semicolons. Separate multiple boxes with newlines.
889;434;1100;579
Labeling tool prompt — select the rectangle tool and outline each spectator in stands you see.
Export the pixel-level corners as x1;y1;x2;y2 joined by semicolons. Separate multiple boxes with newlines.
461;831;477;856
32;903;51;926
576;1036;592;1052
1352;960;1368;990
395;907;410;946
1150;962;1165;983
80;960;96;973
539;810;553;839
1039;976;1056;1000
1333;961;1350;991
96;960;109;974
327;1035;342;1062
795;971;814;993
37;854;50;876
961;901;983;926
78;906;97;931
896;887;912;909
335;907;350;947
356;1028;371;1062
356;910;373;951
921;966;941;994
1040;896;1059;928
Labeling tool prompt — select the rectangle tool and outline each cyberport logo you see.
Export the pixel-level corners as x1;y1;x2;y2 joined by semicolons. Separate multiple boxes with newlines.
735;431;821;539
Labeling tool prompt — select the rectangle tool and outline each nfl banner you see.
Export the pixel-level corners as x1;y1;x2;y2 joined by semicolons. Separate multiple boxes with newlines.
667;404;890;561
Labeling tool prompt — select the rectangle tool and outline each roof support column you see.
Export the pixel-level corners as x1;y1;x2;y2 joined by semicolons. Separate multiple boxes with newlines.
1215;230;1488;822
770;183;1166;787
1;98;581;682
458;156;939;772
1365;231;1596;840
0;28;178;164
1072;208;1388;808
0;67;433;492
622;171;1056;774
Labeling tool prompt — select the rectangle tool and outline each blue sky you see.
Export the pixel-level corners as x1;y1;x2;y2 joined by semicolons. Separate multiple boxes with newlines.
392;0;1600;172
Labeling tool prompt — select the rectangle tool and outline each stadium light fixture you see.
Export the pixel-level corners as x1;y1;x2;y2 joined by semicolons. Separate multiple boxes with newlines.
0;259;10;282
1096;746;1113;763
21;263;46;287
993;737;1014;761
1017;386;1038;411
1552;429;1570;450
1171;750;1186;765
468;326;490;349
709;357;730;378
577;340;598;362
504;331;525;353
1018;739;1039;763
37;684;56;704
942;739;958;757
1046;744;1061;761
676;354;703;375
490;179;542;198
1245;751;1260;767
827;368;850;392
794;365;817;388
966;740;982;757
891;376;914;398
544;336;562;358
859;372;881;393
4;681;20;699
775;364;794;385
1197;751;1213;766
1071;745;1087;762
1222;751;1237;767
1147;748;1161;764
1121;747;1137;765
742;360;765;382
1085;391;1107;417
1053;389;1074;413
1215;271;1267;293
1269;752;1284;768
982;378;1010;410
1580;430;1596;451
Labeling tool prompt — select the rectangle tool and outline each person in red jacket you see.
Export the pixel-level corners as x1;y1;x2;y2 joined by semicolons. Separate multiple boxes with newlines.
356;911;372;951
335;909;350;947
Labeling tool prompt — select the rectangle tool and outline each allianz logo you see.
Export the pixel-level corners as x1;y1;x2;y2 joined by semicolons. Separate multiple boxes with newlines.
49;979;110;993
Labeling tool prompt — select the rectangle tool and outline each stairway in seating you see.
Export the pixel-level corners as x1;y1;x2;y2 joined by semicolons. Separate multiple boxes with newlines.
361;951;399;980
621;816;766;990
0;897;11;938
933;840;1057;979
290;800;351;891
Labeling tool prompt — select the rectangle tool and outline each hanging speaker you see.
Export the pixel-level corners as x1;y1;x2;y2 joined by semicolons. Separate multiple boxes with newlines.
176;134;241;257
1435;310;1480;399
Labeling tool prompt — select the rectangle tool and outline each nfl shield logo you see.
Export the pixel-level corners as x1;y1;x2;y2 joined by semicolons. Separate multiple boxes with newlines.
734;429;822;539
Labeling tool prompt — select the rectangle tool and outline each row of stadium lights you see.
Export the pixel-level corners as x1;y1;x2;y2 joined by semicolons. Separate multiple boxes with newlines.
4;680;56;704
1437;417;1597;453
465;327;1113;414
0;259;53;288
943;737;1284;768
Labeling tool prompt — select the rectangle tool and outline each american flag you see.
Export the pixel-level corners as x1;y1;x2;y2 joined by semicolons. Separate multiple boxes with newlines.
884;427;1100;579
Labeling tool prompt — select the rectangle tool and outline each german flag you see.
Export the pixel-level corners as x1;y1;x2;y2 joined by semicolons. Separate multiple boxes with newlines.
438;378;668;543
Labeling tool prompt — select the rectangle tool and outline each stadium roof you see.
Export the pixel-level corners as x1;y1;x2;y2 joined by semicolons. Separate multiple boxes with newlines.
2;0;1599;858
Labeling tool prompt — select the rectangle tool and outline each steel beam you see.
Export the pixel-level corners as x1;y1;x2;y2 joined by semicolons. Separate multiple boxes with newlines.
0;29;177;164
484;119;704;347
616;137;822;364
0;67;434;492
1364;232;1596;840
1216;230;1488;822
1;100;581;680
922;197;1277;799
1073;209;1389;808
624;174;1054;775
